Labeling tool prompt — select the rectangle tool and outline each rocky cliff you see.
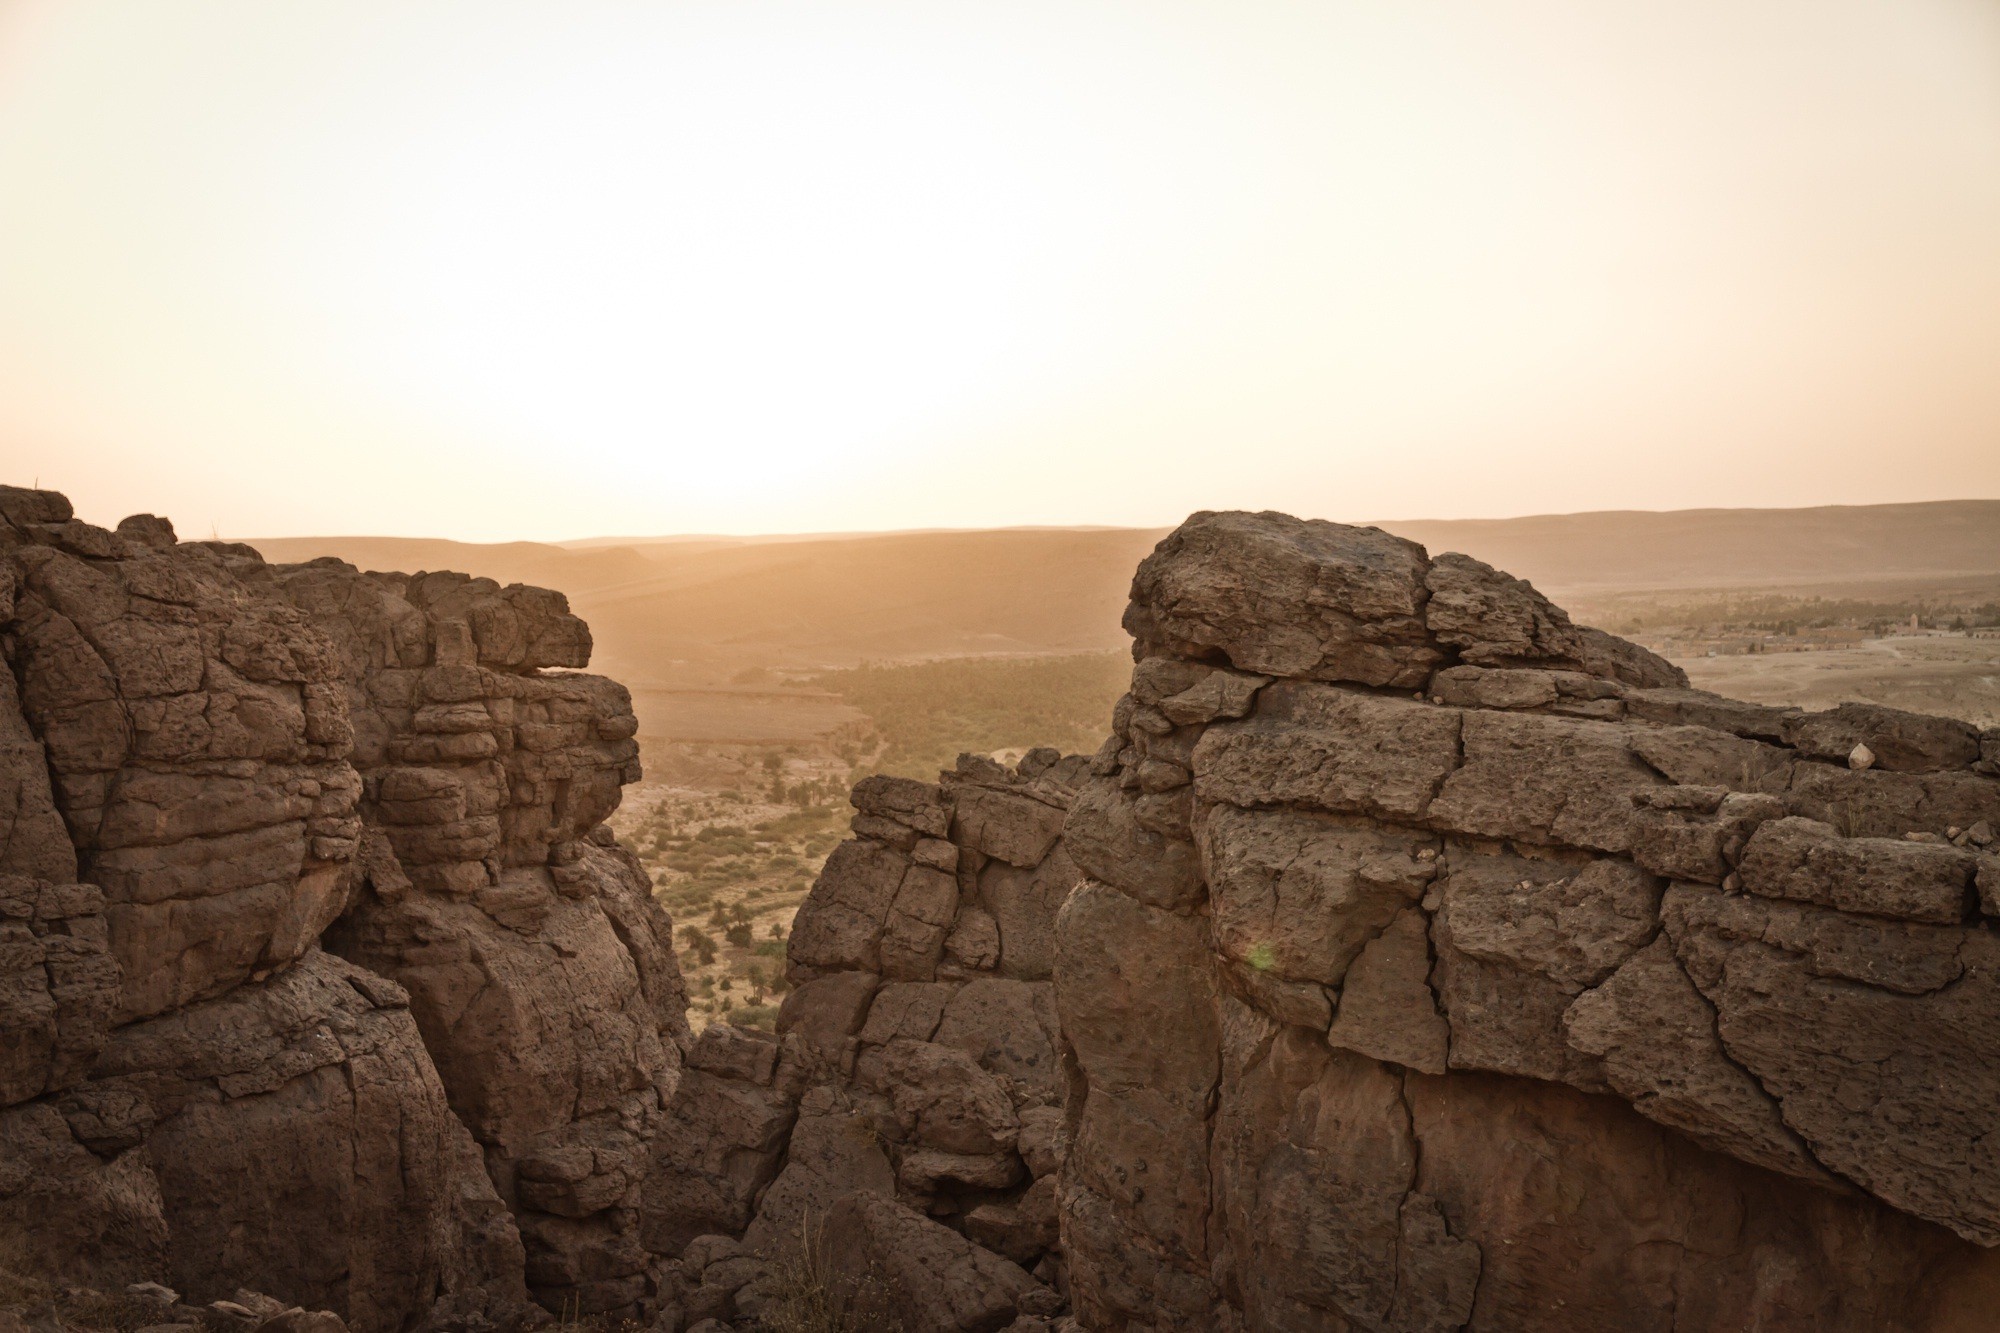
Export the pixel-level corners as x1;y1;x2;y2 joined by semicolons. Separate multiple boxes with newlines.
13;488;2000;1333
1056;510;2000;1331
0;487;686;1329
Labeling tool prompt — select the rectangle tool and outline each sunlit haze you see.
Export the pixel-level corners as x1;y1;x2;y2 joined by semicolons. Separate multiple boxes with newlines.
2;0;1997;540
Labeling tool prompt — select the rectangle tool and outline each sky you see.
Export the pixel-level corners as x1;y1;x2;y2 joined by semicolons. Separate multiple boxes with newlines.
1;0;1997;542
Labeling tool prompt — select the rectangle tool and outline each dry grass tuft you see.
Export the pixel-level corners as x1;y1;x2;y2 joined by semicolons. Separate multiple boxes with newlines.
754;1220;903;1333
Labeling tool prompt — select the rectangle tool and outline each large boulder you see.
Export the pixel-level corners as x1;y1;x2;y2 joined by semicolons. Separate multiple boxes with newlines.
1058;510;2000;1330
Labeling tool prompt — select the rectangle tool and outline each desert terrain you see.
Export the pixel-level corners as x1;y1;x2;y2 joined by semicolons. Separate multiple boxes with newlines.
243;501;2000;1029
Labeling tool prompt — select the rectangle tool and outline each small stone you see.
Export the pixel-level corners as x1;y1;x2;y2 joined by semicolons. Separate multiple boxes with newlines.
1848;742;1876;770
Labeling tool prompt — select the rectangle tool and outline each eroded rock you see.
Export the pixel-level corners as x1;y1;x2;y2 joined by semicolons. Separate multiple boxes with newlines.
1057;509;2000;1330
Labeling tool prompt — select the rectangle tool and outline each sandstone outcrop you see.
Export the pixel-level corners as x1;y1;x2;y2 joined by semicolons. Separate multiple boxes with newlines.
268;559;687;1317
1058;509;2000;1331
19;482;2000;1333
644;751;1084;1331
0;487;686;1329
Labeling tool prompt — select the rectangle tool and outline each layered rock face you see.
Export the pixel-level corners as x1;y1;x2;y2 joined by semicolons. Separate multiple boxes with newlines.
18;483;2000;1333
270;560;689;1316
645;752;1084;1331
0;487;685;1329
1058;510;2000;1331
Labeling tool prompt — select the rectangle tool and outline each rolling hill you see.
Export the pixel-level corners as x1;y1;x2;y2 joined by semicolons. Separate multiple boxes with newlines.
240;499;2000;686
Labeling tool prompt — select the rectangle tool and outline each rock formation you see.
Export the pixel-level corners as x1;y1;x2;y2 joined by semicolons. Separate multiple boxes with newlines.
1057;509;2000;1331
643;752;1084;1332
15;485;2000;1333
0;487;684;1329
270;559;688;1317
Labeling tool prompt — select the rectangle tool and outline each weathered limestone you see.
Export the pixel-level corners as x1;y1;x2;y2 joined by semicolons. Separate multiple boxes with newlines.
644;751;1082;1330
18;483;2000;1331
0;487;685;1330
5;517;361;1023
1057;509;2000;1330
265;557;687;1318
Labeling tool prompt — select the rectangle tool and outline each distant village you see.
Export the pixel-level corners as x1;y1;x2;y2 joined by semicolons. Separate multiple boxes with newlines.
1615;600;2000;659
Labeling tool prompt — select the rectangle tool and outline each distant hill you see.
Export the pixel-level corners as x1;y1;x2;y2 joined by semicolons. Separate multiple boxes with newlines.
572;528;1169;680
241;499;2000;682
243;535;661;596
1374;500;2000;592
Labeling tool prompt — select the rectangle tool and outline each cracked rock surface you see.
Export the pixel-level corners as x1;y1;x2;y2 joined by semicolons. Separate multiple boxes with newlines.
0;487;687;1331
643;751;1083;1332
16;489;2000;1333
1057;509;2000;1331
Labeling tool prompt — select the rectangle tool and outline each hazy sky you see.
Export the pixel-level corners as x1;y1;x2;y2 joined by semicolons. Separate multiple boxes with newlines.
2;1;1997;541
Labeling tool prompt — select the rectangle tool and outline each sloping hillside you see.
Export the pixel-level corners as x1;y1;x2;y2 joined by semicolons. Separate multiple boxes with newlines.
1375;499;2000;591
243;535;660;596
572;527;1168;674
242;500;2000;686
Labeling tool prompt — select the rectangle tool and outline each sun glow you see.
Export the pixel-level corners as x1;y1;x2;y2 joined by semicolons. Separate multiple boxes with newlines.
3;1;1999;539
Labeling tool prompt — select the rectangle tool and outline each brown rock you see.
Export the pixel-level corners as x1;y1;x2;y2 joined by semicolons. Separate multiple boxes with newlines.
1325;908;1448;1074
1783;703;1982;774
1425;552;1683;688
1428;710;1664;854
739;1086;897;1263
1670;886;2000;1244
1737;816;1976;923
1057;507;2000;1329
1208;1025;1478;1331
880;864;960;982
0;876;118;1106
1059;777;1203;913
933;978;1063;1099
817;1191;1048;1333
1201;804;1436;987
962;1176;1060;1263
777;971;880;1064
642;1064;798;1254
0;1096;167;1287
1563;937;1834;1185
851;774;952;838
86;950;526;1331
787;839;906;974
858;981;953;1046
1124;510;1440;686
952;785;1067;870
871;1039;1018;1155
1404;1069;2000;1332
978;844;1081;980
1194;681;1463;824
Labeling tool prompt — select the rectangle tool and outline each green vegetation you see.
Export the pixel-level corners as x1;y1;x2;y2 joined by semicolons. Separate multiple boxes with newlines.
615;791;848;1030
619;651;1130;1031
814;650;1129;779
